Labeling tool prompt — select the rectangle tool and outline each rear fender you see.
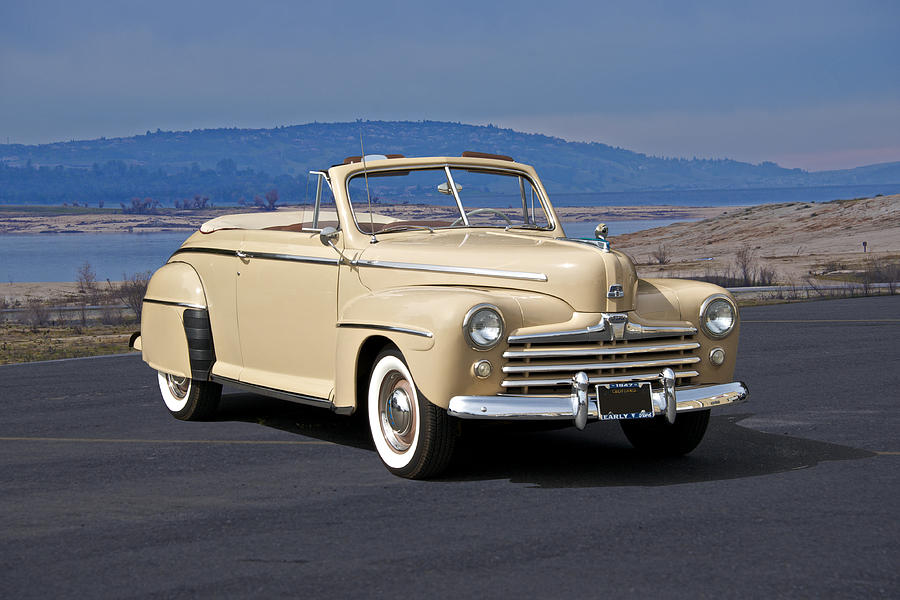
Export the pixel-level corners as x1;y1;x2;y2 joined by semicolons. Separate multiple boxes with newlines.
140;262;213;380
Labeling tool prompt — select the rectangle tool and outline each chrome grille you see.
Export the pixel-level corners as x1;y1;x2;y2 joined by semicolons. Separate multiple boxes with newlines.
502;324;699;395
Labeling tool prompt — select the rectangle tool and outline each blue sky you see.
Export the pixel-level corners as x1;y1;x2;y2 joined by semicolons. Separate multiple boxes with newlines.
1;0;898;170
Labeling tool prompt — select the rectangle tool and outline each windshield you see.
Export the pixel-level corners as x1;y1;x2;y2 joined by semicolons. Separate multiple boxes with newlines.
348;166;553;234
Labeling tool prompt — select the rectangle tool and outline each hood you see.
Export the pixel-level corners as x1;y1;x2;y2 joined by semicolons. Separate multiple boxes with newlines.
353;230;637;313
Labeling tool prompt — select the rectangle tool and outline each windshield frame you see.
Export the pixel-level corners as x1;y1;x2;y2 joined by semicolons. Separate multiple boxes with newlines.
345;162;556;236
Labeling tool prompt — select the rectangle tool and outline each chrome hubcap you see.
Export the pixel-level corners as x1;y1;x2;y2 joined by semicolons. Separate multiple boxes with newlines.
166;374;190;400
379;372;416;452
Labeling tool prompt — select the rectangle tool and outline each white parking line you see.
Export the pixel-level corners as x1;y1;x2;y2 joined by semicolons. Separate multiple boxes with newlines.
743;319;900;323
0;436;333;445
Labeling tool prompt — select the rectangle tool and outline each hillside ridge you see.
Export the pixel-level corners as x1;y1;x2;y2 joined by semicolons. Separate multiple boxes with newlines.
2;120;899;205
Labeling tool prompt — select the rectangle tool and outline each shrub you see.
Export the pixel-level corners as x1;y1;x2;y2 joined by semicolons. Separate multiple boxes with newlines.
650;244;671;265
116;271;151;321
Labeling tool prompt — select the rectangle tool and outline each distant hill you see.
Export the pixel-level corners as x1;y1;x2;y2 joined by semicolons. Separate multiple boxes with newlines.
1;120;899;206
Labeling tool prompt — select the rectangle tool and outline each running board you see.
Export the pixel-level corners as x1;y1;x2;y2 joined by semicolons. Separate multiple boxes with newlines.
209;375;353;415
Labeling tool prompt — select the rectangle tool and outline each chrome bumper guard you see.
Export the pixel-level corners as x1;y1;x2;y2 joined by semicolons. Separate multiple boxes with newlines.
447;369;748;430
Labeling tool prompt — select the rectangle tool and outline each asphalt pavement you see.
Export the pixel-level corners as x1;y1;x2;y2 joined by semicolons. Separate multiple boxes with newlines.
1;295;898;598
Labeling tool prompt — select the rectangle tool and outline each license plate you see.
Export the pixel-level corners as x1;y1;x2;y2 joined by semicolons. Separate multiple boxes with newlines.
595;382;654;420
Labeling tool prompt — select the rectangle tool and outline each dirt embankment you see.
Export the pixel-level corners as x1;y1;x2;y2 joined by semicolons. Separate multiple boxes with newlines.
612;195;900;282
0;208;236;234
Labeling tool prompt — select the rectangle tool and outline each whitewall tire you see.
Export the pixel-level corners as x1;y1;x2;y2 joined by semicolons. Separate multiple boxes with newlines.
157;371;222;421
367;349;456;479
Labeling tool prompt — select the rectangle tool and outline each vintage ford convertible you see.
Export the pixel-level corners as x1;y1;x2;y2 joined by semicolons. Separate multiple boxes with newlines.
133;152;748;478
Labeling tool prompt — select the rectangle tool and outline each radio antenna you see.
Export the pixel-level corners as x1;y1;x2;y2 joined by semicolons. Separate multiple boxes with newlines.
358;120;377;243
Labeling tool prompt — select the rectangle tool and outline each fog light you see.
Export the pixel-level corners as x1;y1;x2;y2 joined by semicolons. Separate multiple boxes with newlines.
473;360;493;379
709;347;726;366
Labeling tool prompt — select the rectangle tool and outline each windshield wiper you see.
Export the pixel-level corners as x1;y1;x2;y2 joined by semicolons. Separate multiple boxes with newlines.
505;223;543;230
378;224;435;235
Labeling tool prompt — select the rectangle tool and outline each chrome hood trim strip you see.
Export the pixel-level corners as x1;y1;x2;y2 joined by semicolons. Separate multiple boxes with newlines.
353;259;548;282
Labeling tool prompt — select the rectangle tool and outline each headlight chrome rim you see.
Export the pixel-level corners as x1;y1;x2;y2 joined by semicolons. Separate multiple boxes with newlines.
463;304;505;350
700;294;737;339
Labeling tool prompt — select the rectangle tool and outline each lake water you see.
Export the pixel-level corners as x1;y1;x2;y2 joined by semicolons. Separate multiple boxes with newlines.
2;181;896;282
0;219;688;283
1;231;191;283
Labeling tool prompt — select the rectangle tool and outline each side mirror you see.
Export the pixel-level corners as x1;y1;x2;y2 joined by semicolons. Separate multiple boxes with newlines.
319;226;340;246
594;223;608;239
319;226;349;265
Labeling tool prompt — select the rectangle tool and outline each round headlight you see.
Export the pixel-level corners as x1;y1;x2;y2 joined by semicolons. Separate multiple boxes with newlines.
464;304;504;350
701;295;736;338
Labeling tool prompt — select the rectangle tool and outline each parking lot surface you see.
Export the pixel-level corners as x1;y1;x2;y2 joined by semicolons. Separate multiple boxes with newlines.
1;295;898;598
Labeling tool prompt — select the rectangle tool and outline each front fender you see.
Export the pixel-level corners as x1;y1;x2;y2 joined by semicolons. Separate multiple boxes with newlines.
641;278;740;383
334;286;572;411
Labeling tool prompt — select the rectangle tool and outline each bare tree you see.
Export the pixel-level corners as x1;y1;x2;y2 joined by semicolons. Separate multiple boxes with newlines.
735;246;756;286
265;189;279;211
76;261;97;294
75;261;98;325
116;271;151;321
650;244;671;265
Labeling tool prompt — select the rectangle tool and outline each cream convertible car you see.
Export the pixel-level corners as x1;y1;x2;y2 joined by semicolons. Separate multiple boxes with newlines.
132;152;748;479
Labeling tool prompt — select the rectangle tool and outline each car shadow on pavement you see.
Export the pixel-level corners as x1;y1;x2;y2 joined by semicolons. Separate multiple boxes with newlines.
214;392;875;488
445;413;876;488
215;391;373;450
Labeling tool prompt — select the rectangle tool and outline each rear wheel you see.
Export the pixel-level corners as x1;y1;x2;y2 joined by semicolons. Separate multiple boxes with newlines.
620;409;710;456
157;371;222;421
367;349;456;479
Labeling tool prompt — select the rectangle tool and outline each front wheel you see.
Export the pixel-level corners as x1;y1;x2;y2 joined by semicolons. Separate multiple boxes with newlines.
157;371;222;421
620;409;710;456
367;349;457;479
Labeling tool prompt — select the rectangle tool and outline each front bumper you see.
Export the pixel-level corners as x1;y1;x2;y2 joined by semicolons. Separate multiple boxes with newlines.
447;369;748;430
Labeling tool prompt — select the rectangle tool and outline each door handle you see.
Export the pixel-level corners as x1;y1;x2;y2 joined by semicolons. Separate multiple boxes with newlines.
236;250;248;259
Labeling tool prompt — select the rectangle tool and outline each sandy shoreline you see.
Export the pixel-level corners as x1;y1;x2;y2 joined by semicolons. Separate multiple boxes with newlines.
0;281;129;304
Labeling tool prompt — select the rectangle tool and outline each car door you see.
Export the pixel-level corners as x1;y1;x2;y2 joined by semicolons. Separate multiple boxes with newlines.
235;227;340;400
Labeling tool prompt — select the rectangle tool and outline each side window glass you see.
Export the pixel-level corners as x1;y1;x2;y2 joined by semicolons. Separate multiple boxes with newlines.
305;172;337;230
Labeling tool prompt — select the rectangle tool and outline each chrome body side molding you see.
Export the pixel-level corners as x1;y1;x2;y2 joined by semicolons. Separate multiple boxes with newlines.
143;298;207;310
171;247;339;266
336;323;434;338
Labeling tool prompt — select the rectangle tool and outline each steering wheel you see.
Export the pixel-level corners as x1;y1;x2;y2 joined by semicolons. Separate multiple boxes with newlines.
451;208;513;227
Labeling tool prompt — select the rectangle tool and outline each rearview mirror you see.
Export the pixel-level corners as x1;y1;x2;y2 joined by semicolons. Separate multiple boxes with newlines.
438;181;463;195
594;223;608;239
